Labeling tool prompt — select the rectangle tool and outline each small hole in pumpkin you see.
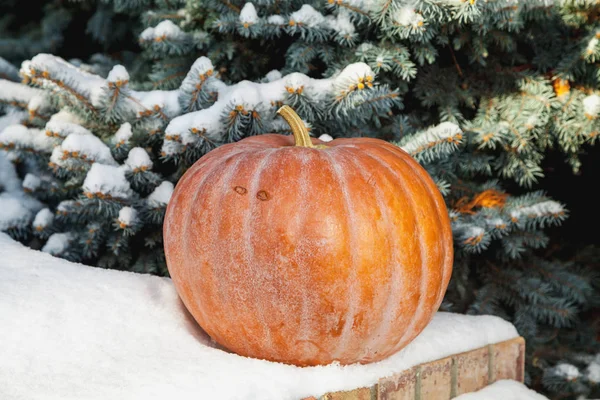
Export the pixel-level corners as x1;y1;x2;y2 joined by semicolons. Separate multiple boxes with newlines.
234;186;247;195
256;190;270;201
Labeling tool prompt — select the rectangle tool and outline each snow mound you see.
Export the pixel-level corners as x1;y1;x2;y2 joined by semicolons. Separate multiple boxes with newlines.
454;380;548;400
0;234;519;400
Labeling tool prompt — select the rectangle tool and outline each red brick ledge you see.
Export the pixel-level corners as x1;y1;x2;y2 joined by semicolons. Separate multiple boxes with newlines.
304;336;525;400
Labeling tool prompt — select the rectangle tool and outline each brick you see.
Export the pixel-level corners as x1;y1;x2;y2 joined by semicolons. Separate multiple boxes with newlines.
319;386;375;400
493;337;526;383
419;356;452;399
378;367;417;400
454;346;489;395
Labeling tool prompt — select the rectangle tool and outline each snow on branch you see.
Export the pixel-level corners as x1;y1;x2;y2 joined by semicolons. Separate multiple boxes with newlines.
239;3;259;27
49;133;117;174
139;20;194;55
0;125;53;154
23;54;106;111
147;181;173;207
509;200;566;229
399;121;463;163
0;193;34;231
21;55;182;125
178;57;224;113
162;61;399;160
41;232;73;256
82;163;133;200
0;79;45;112
117;206;140;231
583;94;600;119
124;147;153;172
32;208;54;232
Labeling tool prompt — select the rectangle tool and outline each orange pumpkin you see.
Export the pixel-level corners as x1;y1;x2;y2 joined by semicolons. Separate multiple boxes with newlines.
164;106;453;366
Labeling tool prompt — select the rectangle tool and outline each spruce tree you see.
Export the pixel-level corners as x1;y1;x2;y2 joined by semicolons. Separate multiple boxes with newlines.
0;1;598;398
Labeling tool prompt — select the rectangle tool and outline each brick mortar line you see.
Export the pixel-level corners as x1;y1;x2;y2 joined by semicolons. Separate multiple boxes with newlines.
488;343;495;383
415;365;422;400
450;357;458;398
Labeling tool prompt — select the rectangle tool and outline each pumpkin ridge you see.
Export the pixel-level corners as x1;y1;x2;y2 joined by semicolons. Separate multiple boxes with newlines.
336;147;397;360
240;149;280;358
387;145;453;311
346;148;417;357
183;151;251;350
166;148;246;328
377;145;450;349
359;146;429;352
355;147;424;356
293;152;318;356
321;149;363;361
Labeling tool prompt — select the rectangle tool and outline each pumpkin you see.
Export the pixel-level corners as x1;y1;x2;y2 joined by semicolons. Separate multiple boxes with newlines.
164;106;453;366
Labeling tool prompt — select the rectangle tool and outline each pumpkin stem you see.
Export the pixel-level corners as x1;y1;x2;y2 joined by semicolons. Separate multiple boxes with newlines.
277;105;316;148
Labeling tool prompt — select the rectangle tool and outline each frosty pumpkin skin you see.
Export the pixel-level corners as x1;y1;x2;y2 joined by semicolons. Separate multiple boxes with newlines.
164;106;453;367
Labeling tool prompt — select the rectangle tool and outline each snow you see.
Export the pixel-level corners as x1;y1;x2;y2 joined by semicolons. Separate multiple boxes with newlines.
265;69;282;82
41;232;72;256
510;200;565;220
393;6;424;28
45;120;92;139
57;200;76;213
181;57;214;86
327;10;356;37
125;147;153;170
400;121;462;155
454;380;548;400
267;15;285;25
107;65;129;83
0;124;30;146
0;79;42;105
27;94;51;114
587;37;599;54
0;193;33;230
22;174;41;191
240;3;259;25
54;133;117;165
24;54;106;108
583;94;600;118
82;163;133;199
290;5;326;27
165;63;371;146
33;208;54;229
463;226;485;238
164;104;226;148
0;125;52;153
332;62;373;95
114;122;133;144
587;354;600;383
554;363;580;380
132;90;181;119
487;217;507;229
46;109;84;126
147;180;174;206
319;133;334;142
0;152;21;192
118;206;138;226
140;20;188;42
0;232;519;400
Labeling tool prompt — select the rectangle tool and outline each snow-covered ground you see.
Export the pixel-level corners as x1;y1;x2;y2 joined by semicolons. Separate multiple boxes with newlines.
0;233;519;400
455;380;549;400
